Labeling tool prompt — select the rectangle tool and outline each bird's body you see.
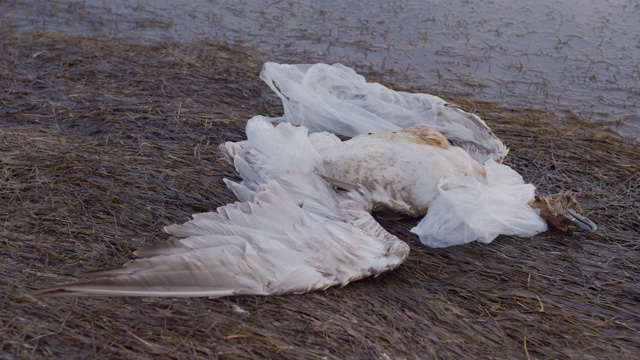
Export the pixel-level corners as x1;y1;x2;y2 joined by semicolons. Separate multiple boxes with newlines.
312;126;487;217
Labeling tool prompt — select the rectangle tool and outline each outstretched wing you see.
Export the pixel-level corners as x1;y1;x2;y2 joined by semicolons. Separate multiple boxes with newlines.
33;181;408;298
33;118;409;298
260;62;508;164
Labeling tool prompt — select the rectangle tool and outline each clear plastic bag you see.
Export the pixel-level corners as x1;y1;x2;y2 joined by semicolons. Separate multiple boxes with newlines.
260;62;507;163
411;160;548;247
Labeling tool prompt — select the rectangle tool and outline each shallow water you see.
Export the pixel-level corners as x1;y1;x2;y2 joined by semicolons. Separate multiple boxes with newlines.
3;0;639;138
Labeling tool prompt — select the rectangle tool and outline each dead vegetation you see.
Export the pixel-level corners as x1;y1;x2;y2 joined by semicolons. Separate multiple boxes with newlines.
1;31;638;359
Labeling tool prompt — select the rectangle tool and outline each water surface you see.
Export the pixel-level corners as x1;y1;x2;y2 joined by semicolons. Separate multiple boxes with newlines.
3;0;639;138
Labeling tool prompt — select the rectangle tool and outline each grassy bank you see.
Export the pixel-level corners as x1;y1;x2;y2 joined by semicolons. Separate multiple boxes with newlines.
1;31;638;359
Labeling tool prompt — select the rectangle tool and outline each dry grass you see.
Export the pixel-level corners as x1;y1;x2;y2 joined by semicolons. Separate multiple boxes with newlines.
1;31;638;359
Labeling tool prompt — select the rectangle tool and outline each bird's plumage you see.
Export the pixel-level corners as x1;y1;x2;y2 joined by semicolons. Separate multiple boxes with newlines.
317;126;488;217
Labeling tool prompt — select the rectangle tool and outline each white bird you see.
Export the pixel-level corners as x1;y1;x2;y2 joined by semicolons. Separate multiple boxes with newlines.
32;116;595;298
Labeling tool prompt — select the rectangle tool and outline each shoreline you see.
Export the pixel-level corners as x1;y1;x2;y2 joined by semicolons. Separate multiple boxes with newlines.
2;32;638;359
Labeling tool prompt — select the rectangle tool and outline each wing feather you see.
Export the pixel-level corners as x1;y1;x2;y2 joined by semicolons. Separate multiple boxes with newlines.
33;180;408;298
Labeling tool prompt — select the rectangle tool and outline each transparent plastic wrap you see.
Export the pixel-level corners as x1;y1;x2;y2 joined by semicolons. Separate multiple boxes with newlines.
260;62;508;163
411;160;548;247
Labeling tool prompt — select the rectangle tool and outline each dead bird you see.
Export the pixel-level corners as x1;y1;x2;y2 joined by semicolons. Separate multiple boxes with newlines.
32;118;596;298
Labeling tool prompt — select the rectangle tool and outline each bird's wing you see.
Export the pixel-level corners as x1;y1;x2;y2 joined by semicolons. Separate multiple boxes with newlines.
259;62;508;163
33;118;409;298
33;181;408;298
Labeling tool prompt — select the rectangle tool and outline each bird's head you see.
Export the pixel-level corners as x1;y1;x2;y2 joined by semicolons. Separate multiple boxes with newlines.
530;192;597;232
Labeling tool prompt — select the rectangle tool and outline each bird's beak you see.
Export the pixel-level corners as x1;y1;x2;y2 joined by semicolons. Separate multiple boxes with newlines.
563;209;598;232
